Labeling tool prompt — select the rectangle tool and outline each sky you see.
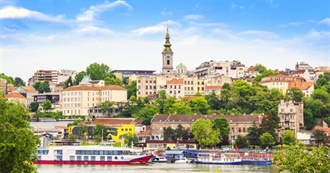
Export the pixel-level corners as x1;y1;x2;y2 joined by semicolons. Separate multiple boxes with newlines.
1;0;330;81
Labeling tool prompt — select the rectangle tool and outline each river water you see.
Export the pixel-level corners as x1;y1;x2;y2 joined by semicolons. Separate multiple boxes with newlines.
37;163;278;173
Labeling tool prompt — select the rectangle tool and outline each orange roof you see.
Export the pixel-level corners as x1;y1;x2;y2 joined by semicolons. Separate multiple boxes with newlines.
6;92;26;99
64;85;125;91
138;125;151;136
314;126;330;135
167;78;184;85
91;118;136;126
289;81;313;90
205;85;222;90
20;86;38;92
8;86;17;92
55;126;69;130
260;74;305;83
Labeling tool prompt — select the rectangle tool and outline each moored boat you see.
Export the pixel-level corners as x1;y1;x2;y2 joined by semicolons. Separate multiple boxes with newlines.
195;153;242;165
34;145;153;165
241;158;272;165
165;150;189;163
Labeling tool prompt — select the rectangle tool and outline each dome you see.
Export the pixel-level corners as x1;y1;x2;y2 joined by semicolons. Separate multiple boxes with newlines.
176;62;186;68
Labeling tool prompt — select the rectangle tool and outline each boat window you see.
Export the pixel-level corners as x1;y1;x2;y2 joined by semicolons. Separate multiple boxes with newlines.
100;150;104;155
38;156;41;160
113;150;119;155
77;156;82;161
114;156;118;160
91;156;96;161
100;156;105;161
70;156;74;161
121;156;124;160
107;156;112;161
56;156;62;161
84;156;89;161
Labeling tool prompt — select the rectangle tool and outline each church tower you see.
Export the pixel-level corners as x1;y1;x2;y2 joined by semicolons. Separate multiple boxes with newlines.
162;27;174;74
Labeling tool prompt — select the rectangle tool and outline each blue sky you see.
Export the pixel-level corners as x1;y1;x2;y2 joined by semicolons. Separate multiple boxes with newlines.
1;0;330;81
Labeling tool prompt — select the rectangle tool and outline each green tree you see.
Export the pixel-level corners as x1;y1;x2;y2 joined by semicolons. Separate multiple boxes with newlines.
99;101;117;117
134;104;159;125
282;130;296;146
42;99;52;112
77;122;88;140
312;129;329;146
163;126;175;140
0;73;14;84
124;133;138;147
235;135;248;149
259;132;274;148
104;76;123;86
93;123;107;143
14;77;26;87
29;102;39;112
154;90;167;114
0;97;40;173
64;76;73;89
311;88;330;103
73;71;87;85
253;63;267;73
170;101;192;114
192;118;220;147
126;80;137;99
274;146;330;173
246;123;261;146
259;112;280;142
33;81;50;93
205;92;220;110
212;117;230;144
287;87;305;102
188;97;210;114
86;62;114;80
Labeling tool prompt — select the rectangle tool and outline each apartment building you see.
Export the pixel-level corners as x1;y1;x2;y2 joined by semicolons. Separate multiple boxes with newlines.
194;60;246;79
0;78;7;95
278;100;304;138
62;85;127;116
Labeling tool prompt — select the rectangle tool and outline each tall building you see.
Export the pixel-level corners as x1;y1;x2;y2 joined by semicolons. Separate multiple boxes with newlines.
278;100;304;138
162;27;174;74
28;70;60;86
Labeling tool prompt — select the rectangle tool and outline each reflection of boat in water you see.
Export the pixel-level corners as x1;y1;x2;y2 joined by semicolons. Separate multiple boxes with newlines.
241;158;272;165
195;153;242;165
35;145;152;165
165;150;189;163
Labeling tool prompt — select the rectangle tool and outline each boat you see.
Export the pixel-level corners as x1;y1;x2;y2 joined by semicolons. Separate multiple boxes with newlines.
195;153;242;165
34;145;153;165
152;155;168;162
165;150;189;163
241;158;272;165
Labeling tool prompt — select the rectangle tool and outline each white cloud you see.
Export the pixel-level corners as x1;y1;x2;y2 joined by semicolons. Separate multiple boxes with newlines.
183;14;203;21
212;28;237;40
76;0;132;21
238;30;279;39
131;20;180;36
0;6;65;23
75;26;115;35
161;9;173;16
189;21;227;28
319;18;330;26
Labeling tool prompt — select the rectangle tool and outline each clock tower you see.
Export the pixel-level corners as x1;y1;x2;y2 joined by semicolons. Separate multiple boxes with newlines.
162;27;174;74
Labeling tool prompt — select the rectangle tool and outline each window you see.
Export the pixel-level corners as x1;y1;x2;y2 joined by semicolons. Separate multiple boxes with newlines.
84;156;89;161
100;156;105;161
77;156;82;161
107;156;112;161
91;156;96;161
70;156;75;161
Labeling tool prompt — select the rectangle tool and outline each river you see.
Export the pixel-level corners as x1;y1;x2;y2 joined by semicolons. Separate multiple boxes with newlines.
37;163;279;173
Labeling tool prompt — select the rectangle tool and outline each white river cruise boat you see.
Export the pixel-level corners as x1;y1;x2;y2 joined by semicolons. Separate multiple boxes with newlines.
35;145;153;165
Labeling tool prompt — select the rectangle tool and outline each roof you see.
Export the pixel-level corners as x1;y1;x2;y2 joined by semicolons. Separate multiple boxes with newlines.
91;118;136;126
288;81;314;90
151;114;261;124
260;74;306;83
165;150;183;155
314;126;330;135
20;86;38;92
64;85;125;91
5;92;26;99
138;125;151;136
205;85;222;90
167;78;184;85
55;126;69;130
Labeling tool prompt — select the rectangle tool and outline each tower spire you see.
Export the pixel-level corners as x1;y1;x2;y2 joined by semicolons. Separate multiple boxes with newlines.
163;26;172;51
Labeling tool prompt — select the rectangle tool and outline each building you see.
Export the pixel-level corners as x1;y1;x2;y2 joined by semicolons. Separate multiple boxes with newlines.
150;114;261;142
295;61;313;71
57;69;76;84
28;70;60;86
12;86;38;107
278;100;304;138
0;78;7;95
162;27;174;74
61;85;127;116
5;92;27;106
33;93;61;111
112;70;156;80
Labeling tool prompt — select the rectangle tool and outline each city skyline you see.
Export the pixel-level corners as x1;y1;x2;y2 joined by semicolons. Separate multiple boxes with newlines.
1;0;330;81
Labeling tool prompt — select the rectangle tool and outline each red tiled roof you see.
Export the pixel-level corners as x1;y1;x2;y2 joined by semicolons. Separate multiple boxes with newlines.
5;92;26;99
260;74;305;83
20;86;38;92
91;118;136;126
64;85;125;91
205;85;222;90
314;126;330;135
139;125;151;136
289;81;313;90
167;78;184;85
55;126;69;130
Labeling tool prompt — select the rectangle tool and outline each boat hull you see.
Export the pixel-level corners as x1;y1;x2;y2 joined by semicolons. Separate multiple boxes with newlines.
241;160;272;165
195;160;242;165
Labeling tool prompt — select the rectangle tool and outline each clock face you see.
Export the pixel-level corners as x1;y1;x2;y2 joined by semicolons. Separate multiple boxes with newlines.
167;56;170;59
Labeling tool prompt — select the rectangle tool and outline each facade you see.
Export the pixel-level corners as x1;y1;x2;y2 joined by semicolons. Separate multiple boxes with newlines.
112;70;156;80
58;69;76;84
33;93;60;111
204;85;222;95
166;78;184;98
162;27;174;74
5;92;27;106
295;61;313;71
12;86;38;107
288;80;314;97
28;70;60;86
150;114;261;142
0;78;7;95
61;85;127;116
278;100;304;138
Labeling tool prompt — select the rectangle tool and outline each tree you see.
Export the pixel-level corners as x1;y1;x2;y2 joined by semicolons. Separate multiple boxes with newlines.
86;62;113;80
77;122;88;140
0;73;14;84
246;123;261;146
163;126;175;140
287;87;305;102
42;99;52;112
282;130;296;146
254;64;267;73
93;123;107;143
73;71;87;85
205;92;220;110
192;118;220;147
312;129;329;146
0;97;40;173
212;117;230;145
33;81;50;93
235;135;248;149
124;133;138;147
188;97;210;114
14;77;26;87
126;80;137;99
259;132;274;148
274;146;330;173
29;102;39;112
99;101;117;117
64;76;73;89
259;113;280;142
104;76;123;86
